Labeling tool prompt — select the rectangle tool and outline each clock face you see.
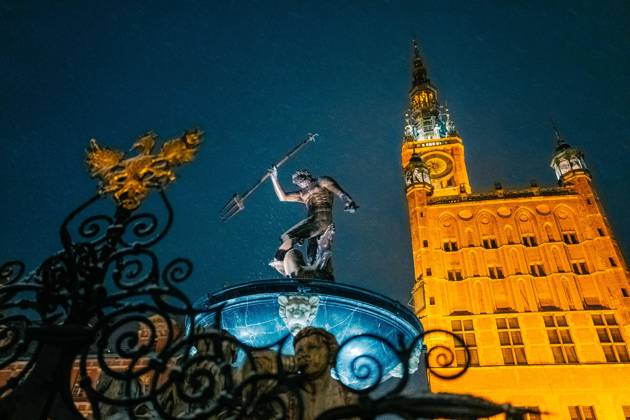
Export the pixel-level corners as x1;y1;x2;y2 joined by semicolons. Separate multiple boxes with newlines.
424;154;453;179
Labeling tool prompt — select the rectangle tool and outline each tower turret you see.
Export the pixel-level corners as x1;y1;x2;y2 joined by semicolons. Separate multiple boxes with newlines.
549;122;589;185
404;148;433;192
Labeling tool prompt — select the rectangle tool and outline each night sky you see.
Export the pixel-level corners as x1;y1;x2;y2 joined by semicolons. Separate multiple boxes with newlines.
1;1;628;307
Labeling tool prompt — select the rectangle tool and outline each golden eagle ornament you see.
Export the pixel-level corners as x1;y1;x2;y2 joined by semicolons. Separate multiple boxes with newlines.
85;129;202;209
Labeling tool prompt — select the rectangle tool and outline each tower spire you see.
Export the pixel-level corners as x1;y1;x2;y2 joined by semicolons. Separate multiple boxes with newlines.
405;40;457;141
411;40;429;88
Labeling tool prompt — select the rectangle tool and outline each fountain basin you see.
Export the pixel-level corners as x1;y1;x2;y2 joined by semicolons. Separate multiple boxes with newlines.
192;279;423;389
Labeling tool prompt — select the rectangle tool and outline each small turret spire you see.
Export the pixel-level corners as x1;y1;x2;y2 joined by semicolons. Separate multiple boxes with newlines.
550;118;566;147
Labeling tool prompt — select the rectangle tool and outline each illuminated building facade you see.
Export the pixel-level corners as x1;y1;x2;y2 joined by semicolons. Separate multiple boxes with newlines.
402;42;630;419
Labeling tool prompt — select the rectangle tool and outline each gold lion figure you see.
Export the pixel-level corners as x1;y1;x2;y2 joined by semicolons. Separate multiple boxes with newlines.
85;129;202;209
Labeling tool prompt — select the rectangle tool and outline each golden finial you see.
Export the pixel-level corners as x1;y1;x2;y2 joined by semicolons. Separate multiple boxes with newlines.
85;128;203;209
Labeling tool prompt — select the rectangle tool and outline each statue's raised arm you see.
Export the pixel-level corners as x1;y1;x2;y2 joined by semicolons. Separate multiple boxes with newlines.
268;165;302;203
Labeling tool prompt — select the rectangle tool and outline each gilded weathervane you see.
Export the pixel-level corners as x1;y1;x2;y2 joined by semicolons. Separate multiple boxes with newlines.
85;129;203;209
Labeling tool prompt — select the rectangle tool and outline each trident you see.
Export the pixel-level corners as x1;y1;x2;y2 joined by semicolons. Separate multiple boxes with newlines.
220;133;318;222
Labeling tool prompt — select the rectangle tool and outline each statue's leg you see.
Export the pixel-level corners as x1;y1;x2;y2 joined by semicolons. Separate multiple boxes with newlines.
277;217;315;250
273;216;316;262
310;220;335;280
306;237;318;264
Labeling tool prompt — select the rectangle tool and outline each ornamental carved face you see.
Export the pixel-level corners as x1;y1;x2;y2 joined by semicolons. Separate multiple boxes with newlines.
278;295;320;335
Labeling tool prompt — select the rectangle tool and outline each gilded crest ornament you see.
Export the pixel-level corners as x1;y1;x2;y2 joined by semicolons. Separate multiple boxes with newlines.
85;129;202;209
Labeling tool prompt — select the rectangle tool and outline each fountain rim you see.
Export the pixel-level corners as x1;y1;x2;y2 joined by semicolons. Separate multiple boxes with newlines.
198;278;422;332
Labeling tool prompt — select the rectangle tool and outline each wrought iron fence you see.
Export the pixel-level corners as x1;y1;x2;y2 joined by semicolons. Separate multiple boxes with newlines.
0;191;533;419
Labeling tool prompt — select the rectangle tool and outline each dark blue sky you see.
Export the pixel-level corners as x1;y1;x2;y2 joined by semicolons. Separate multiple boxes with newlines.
1;1;628;306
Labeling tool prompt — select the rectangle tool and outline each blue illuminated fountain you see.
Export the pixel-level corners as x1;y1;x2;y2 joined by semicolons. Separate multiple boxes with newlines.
193;279;423;389
213;146;423;390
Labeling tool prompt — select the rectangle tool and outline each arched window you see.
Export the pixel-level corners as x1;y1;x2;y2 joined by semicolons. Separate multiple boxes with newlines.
439;214;460;252
515;209;539;246
554;206;580;244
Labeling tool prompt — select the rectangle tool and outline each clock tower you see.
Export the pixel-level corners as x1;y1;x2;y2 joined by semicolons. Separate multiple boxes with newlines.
401;41;630;419
402;41;471;197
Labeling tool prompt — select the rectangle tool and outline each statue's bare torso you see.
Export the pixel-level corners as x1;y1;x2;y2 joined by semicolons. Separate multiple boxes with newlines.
295;177;339;214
